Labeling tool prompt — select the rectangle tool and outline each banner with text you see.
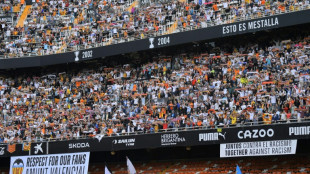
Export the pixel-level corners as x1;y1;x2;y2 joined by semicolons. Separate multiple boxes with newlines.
220;140;297;158
9;152;90;174
1;10;310;69
0;122;309;157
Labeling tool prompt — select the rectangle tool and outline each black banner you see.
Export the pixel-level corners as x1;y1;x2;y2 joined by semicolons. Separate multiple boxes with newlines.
46;122;310;154
1;9;310;69
0;16;12;23
1;122;310;157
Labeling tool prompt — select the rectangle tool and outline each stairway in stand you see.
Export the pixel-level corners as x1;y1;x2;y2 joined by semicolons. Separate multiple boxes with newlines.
16;5;31;28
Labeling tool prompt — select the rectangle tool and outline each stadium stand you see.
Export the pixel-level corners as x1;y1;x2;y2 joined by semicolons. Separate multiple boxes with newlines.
0;0;309;58
87;155;310;174
0;35;309;143
0;0;310;174
0;155;309;173
0;1;310;174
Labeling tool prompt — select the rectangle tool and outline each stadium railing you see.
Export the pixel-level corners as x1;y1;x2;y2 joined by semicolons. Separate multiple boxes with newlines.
1;118;309;144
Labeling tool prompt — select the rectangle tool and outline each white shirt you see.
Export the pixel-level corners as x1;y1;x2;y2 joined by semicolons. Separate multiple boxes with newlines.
270;96;276;104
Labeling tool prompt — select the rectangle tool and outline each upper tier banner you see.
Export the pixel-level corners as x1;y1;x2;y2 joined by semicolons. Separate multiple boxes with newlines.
1;9;310;69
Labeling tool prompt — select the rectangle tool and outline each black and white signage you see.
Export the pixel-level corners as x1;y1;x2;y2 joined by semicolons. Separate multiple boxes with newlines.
74;50;94;62
81;50;93;59
74;51;80;61
31;142;47;155
149;38;155;48
1;123;310;157
161;133;186;146
199;132;226;141
220;140;297;158
222;17;279;34
1;10;310;69
149;36;171;49
0;145;6;156
0;16;12;23
69;142;90;149
157;36;170;47
289;125;310;136
10;152;90;174
87;8;95;16
237;128;274;139
112;138;135;147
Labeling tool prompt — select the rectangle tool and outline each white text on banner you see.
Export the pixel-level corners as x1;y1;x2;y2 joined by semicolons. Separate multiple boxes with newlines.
10;152;90;174
220;140;297;158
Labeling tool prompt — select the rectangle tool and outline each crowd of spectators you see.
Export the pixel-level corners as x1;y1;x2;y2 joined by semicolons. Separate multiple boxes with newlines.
0;36;309;143
0;0;309;58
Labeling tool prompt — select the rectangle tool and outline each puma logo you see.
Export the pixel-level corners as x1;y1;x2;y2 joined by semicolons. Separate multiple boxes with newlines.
219;132;226;140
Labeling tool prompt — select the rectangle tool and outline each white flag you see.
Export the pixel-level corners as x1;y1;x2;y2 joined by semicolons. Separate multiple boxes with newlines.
105;166;112;174
126;157;136;174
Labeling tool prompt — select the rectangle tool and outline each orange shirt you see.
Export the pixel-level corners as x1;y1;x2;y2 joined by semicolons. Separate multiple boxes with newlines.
76;81;81;87
108;129;113;135
169;104;173;110
213;4;218;11
161;108;166;115
190;103;194;109
187;15;191;21
133;84;137;92
234;69;240;76
197;121;202;126
50;123;55;127
155;25;159;31
41;129;45;135
164;83;168;89
208;109;215;114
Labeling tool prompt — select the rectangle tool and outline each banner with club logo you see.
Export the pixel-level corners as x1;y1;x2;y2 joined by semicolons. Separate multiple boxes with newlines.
10;152;90;174
220;140;297;158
